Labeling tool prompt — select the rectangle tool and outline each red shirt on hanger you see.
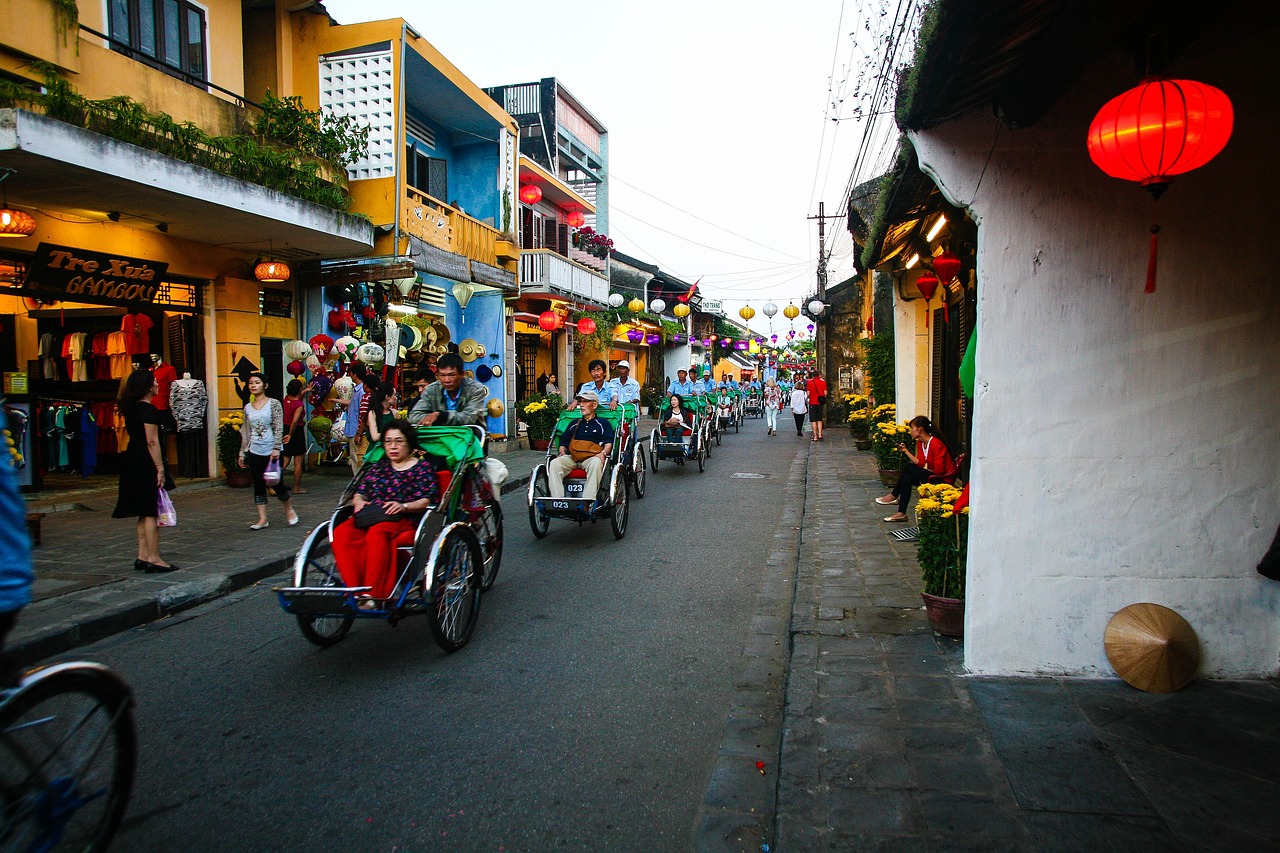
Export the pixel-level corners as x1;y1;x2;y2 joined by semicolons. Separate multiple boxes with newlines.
121;313;153;356
152;362;178;410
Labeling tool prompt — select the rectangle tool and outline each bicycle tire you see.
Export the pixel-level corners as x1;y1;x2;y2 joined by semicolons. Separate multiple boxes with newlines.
0;663;136;853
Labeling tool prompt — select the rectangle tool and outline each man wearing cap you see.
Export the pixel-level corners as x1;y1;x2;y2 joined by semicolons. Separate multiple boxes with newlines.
408;352;487;426
569;359;618;410
669;368;697;397
549;390;614;504
607;360;641;407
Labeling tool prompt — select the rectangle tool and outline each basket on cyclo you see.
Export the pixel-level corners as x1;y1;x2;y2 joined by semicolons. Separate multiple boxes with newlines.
526;404;641;541
648;395;709;473
274;424;502;652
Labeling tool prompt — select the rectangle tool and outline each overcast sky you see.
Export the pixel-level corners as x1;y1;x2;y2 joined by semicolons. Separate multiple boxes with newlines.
323;0;902;336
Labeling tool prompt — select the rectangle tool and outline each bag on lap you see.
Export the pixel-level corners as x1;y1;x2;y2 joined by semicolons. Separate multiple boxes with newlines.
569;438;604;463
353;503;396;530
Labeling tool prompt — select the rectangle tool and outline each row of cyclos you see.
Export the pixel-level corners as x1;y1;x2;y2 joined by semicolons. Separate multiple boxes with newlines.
643;388;763;474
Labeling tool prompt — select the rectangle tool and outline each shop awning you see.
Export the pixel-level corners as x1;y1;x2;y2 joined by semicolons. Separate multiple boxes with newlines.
0;109;372;259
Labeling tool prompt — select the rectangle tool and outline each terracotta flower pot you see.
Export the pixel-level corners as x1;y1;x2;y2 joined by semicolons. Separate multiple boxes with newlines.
921;592;965;637
878;468;901;488
225;469;252;488
855;438;873;451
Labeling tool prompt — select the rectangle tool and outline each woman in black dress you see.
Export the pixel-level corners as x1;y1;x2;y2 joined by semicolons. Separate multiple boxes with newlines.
112;368;178;572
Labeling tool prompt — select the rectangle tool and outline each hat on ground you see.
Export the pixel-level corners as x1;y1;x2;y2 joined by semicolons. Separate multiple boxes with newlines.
616;360;630;369
576;390;600;403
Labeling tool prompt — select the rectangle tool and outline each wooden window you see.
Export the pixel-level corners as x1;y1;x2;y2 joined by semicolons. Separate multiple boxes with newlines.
109;0;207;83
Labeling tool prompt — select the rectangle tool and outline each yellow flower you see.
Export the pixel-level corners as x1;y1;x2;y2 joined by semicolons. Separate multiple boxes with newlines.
941;511;954;518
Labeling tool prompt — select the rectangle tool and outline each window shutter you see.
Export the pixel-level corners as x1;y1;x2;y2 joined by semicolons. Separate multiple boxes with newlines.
557;223;569;255
520;207;535;250
930;309;944;424
427;158;448;202
543;218;557;250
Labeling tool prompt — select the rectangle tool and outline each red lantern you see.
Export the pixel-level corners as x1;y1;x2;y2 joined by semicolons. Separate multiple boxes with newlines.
932;251;961;283
576;317;596;335
519;184;543;205
1087;78;1233;292
566;210;585;228
916;272;940;329
538;310;560;331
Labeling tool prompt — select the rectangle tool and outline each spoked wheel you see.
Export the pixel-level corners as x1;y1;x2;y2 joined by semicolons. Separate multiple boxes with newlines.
610;474;630;540
715;426;722;446
0;663;137;853
631;445;647;498
528;467;551;539
471;496;504;592
296;534;355;647
649;433;659;472
427;525;482;652
697;445;705;472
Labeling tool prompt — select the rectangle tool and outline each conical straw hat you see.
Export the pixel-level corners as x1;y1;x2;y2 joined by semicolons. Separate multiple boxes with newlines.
1104;603;1200;693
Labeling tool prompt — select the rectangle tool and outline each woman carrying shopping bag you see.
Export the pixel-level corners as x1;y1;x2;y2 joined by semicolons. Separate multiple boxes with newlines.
238;373;299;530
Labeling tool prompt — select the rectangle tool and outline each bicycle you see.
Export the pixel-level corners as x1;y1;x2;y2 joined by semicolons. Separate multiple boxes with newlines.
0;661;137;851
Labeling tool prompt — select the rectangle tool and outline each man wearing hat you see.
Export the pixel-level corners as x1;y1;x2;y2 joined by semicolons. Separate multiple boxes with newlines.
408;353;487;427
548;389;614;504
607;360;641;407
669;367;697;397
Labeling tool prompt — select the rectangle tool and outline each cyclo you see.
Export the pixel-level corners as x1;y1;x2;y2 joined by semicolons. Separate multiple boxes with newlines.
527;405;633;539
743;389;762;419
715;391;741;434
649;395;709;472
275;424;502;652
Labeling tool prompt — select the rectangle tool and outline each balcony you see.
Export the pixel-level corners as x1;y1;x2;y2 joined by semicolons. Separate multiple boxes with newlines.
519;249;608;306
402;186;516;290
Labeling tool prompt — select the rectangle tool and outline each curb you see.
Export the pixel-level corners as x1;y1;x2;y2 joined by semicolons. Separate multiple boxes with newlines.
11;472;534;667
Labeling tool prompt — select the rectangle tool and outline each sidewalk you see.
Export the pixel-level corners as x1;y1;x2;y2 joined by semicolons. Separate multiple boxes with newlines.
699;427;1280;852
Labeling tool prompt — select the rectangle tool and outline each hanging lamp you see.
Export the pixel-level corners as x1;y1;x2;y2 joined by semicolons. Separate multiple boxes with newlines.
0;169;35;239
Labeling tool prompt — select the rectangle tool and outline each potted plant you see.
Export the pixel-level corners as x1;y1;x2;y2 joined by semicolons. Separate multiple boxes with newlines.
916;483;968;636
217;411;250;487
640;380;665;417
843;393;871;447
517;394;564;451
870;413;909;487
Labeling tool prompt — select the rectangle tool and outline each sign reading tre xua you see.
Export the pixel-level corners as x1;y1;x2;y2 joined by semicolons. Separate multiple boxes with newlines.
24;243;171;304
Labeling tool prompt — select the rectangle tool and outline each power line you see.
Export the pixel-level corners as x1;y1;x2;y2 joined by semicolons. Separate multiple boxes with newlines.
611;205;810;265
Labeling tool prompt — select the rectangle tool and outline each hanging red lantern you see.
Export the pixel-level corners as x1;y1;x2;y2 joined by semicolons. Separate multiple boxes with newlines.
1087;79;1233;293
566;210;585;228
932;251;961;283
916;272;940;329
538;310;560;331
576;316;596;335
519;184;543;205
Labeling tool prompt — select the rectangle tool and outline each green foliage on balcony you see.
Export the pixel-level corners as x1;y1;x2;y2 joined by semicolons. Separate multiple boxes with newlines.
0;65;364;215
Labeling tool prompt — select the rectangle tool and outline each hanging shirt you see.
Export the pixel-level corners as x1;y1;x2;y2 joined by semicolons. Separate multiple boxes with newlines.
121;313;153;356
169;376;208;432
38;333;57;379
152;363;178;410
107;332;130;378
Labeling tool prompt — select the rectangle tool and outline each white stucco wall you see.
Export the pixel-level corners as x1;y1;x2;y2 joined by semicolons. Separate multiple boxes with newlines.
892;293;930;424
909;28;1280;677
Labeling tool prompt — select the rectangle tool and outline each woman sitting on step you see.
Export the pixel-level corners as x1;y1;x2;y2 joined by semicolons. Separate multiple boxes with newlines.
876;416;955;522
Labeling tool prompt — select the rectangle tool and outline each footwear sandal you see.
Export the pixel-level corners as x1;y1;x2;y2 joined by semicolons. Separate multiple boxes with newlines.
250;521;269;530
874;497;897;505
883;515;909;523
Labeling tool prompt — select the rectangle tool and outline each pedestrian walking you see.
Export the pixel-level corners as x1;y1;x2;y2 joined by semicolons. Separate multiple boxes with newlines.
764;378;782;435
238;372;299;531
344;363;367;474
807;369;829;441
789;380;808;436
282;379;309;495
111;368;178;572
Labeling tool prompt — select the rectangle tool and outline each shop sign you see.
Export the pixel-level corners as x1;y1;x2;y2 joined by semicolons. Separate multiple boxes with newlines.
22;243;170;305
260;287;293;318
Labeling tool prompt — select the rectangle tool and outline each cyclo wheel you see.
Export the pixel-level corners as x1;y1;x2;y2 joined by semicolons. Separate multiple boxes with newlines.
0;663;137;853
471;494;504;593
632;445;647;498
296;530;355;647
610;471;630;540
528;466;551;539
649;432;659;472
426;525;483;652
697;444;705;472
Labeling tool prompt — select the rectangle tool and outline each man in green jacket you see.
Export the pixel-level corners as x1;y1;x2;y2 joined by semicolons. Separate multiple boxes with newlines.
408;353;487;427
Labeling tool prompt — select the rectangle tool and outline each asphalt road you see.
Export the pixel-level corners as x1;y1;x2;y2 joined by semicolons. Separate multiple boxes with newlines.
75;415;802;851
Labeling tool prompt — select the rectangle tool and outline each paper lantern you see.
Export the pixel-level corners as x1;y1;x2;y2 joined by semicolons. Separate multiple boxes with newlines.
627;297;645;313
577;317;597;335
649;298;666;313
807;300;825;315
333;335;360;360
519;184;542;205
254;260;290;283
356;342;385;365
332;375;355;402
915;272;940;300
807;323;815;333
566;210;585;228
0;209;36;238
613;324;630;339
770;334;778;343
538;311;560;331
672;303;690;318
762;302;778;318
608;293;626;308
782;303;799;320
1087;78;1233;292
304;354;322;373
286;360;306;376
308;334;334;358
739;305;756;321
283;339;311;361
308;375;333;405
646;334;660;345
932;251;962;283
627;328;644;343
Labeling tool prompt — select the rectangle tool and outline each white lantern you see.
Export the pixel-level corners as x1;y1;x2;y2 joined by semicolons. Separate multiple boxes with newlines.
392;275;417;297
356;342;385;365
283;339;311;361
808;300;826;315
332;375;355;402
304;354;321;373
333;335;360;361
649;298;666;314
762;302;778;318
608;292;626;308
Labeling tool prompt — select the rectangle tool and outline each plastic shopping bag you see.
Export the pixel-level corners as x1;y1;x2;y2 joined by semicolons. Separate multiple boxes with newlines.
157;488;177;527
263;458;282;486
481;456;509;487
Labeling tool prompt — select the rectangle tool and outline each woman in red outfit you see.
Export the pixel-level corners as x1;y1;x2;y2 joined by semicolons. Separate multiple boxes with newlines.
331;421;439;608
876;415;955;522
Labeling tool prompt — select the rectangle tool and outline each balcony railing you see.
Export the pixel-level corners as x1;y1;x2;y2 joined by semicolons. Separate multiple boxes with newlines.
520;249;609;304
402;186;499;267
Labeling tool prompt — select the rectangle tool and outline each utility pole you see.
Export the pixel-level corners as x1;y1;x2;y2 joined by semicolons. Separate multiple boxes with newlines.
808;201;835;376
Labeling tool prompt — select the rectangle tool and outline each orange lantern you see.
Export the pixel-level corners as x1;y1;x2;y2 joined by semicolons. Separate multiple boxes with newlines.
254;260;291;283
576;317;597;335
566;210;585;228
538;310;560;331
1087;79;1233;292
519;184;543;205
0;209;36;239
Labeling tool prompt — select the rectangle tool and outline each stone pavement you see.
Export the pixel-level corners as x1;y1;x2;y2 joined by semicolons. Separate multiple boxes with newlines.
12;436;555;665
699;427;1280;852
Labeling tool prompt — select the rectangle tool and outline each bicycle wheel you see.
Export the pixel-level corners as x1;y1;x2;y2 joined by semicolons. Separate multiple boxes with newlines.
426;525;482;652
631;445;647;498
471;496;504;593
610;475;630;540
528;467;550;539
0;663;136;853
295;533;355;647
